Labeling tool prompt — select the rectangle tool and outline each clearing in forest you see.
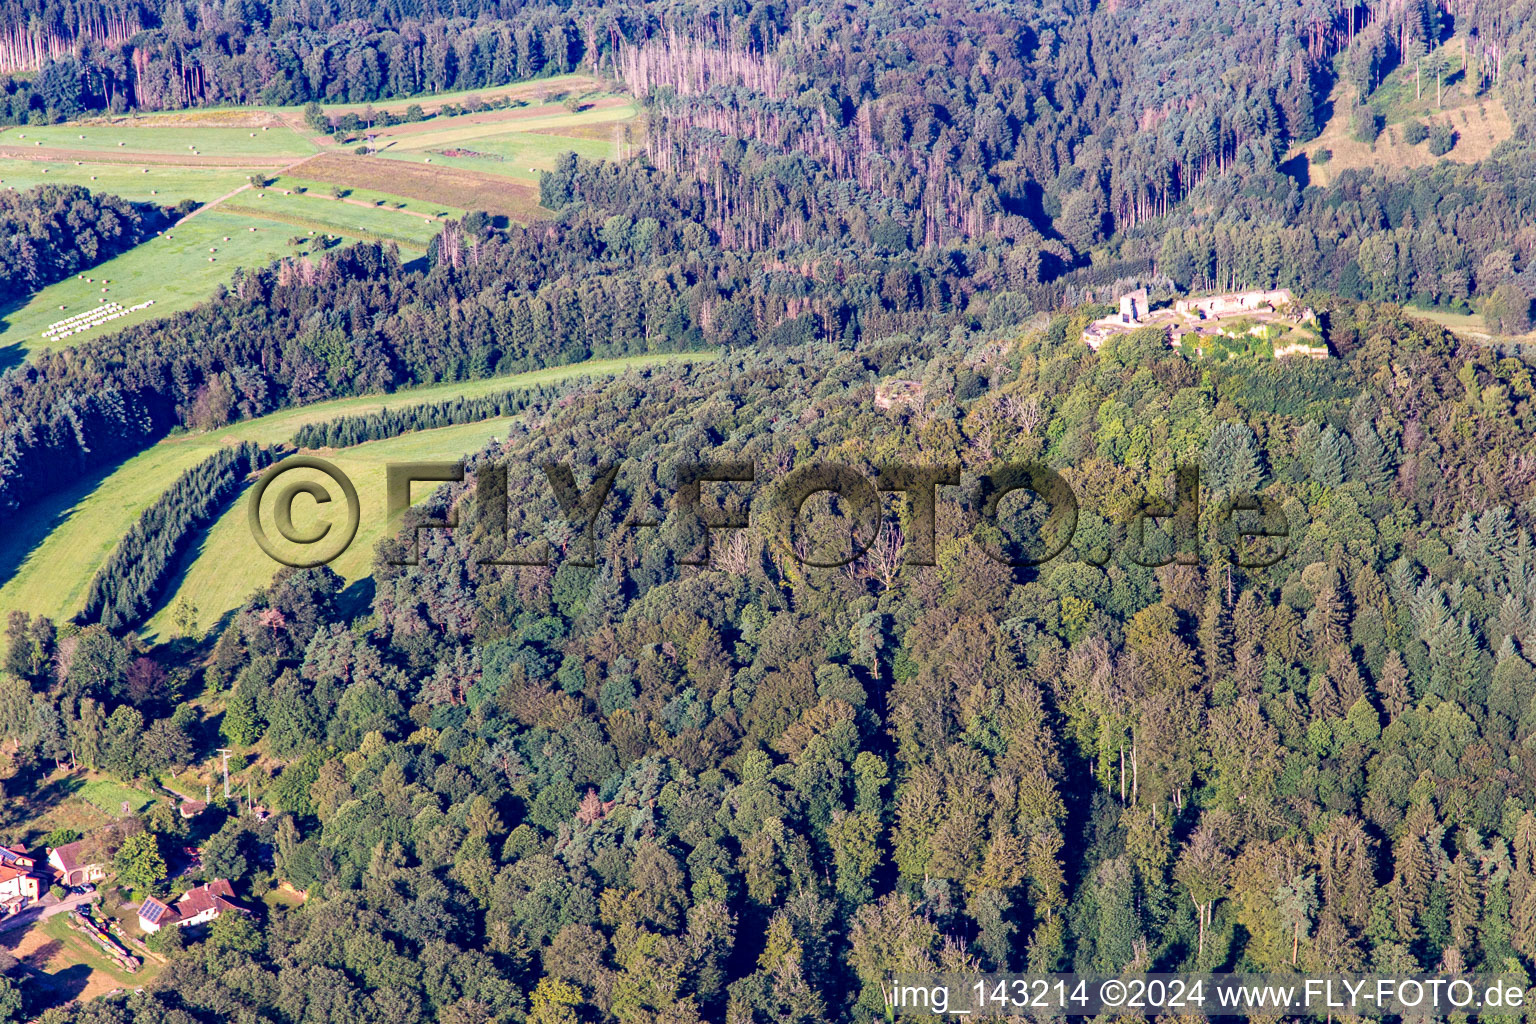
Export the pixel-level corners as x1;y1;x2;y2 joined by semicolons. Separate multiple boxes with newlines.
1289;37;1512;187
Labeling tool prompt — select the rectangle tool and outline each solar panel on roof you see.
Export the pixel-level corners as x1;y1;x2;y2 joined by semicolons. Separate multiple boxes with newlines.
140;900;169;924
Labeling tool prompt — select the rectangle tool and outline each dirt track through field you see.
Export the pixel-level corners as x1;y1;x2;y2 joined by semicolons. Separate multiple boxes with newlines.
366;95;631;141
172;154;315;224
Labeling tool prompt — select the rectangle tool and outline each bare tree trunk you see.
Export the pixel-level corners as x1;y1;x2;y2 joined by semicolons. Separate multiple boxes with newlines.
1132;739;1139;805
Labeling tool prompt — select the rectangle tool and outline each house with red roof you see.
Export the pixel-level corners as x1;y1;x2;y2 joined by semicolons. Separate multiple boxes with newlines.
47;840;106;887
0;844;45;913
138;879;248;933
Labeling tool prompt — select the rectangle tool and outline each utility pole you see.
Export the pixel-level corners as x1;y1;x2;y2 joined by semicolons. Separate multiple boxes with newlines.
217;748;231;799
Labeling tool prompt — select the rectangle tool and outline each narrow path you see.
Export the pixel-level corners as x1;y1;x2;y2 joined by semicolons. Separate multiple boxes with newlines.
0;892;93;935
173;154;313;226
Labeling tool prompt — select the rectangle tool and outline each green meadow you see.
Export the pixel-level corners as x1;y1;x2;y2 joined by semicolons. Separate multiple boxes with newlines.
0;211;300;357
0;353;713;637
0;161;251;203
142;416;525;640
0;121;317;157
222;187;453;246
379;129;618;184
268;177;466;219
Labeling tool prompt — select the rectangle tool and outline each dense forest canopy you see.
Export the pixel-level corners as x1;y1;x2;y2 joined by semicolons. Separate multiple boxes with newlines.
8;299;1536;1023
2;0;1536;1021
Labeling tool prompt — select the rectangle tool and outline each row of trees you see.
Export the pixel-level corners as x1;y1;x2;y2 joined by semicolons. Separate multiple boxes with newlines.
79;442;272;630
290;383;567;449
0;4;598;122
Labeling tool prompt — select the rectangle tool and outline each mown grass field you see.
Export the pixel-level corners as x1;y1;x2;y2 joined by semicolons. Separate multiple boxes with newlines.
0;353;713;636
373;97;633;184
268;177;466;219
144;416;525;640
222;188;448;247
0;121;317;158
0;211;300;357
0;161;250;203
383;128;620;185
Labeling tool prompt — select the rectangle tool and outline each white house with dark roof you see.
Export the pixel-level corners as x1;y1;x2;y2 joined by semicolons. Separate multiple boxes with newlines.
139;879;248;933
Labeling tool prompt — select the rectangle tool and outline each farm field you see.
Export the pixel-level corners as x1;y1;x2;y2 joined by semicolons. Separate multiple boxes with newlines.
380;127;620;184
0;211;304;358
0;353;713;635
0;162;249;203
0;75;638;358
221;188;450;247
265;177;465;220
0;121;317;158
370;97;634;185
281;152;544;219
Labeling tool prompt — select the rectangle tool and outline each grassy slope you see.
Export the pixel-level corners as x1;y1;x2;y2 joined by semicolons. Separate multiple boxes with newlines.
0;353;712;634
1409;306;1536;345
0;211;305;356
1290;36;1512;187
143;416;523;641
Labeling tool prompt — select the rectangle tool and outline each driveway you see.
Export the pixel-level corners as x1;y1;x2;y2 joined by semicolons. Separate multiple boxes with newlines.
0;892;93;935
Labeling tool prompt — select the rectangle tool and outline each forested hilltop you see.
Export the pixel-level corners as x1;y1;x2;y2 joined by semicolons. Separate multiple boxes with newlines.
8;299;1536;1023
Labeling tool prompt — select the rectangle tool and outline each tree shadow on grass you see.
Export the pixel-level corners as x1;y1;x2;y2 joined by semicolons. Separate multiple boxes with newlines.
21;961;93;1016
0;458;124;593
19;938;64;968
